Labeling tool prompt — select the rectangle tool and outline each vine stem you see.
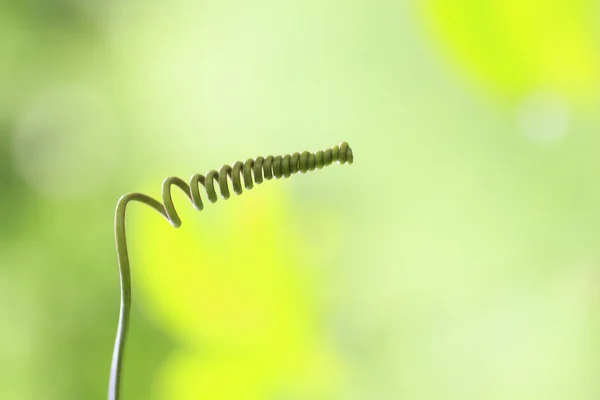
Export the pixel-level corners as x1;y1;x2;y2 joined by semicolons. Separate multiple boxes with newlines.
109;193;166;400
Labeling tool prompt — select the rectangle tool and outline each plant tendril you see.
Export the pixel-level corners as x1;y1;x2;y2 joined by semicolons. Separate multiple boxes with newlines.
108;142;353;400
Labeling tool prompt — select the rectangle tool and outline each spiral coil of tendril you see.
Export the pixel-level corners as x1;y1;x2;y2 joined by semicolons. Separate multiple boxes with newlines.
109;142;353;400
163;141;353;227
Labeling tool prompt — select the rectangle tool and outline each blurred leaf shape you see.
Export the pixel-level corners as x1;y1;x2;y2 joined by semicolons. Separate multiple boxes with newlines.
421;0;600;101
156;346;344;400
131;182;344;399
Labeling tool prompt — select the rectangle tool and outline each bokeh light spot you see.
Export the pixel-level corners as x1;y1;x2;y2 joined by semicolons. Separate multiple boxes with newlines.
12;84;121;199
517;90;569;145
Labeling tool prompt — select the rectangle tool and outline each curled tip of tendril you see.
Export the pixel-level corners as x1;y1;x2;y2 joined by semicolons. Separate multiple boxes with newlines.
160;142;353;228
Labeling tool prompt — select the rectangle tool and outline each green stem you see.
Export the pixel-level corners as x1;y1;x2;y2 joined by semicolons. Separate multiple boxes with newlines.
109;193;166;400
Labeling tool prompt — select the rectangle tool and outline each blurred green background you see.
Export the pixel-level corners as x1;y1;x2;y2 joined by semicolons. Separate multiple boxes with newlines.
1;1;600;399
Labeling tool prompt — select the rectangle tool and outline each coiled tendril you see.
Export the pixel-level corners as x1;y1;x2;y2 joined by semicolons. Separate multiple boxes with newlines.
109;142;353;400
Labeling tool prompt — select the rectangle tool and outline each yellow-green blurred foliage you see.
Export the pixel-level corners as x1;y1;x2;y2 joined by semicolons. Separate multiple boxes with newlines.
132;184;345;399
1;1;599;399
422;0;600;102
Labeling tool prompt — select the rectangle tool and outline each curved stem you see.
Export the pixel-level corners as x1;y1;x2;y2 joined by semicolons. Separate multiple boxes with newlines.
109;193;167;400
